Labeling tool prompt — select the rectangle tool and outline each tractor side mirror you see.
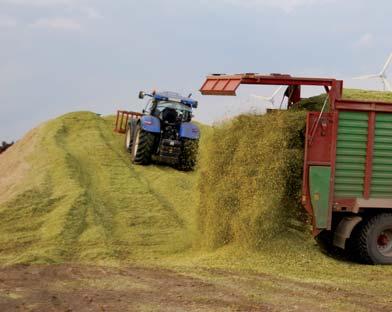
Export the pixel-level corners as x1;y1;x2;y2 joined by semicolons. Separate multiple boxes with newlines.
138;91;145;99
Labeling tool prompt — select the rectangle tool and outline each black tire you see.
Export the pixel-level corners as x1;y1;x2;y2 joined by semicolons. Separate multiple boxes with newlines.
125;125;132;153
177;139;198;171
316;230;347;260
351;214;392;264
315;230;334;254
131;125;155;165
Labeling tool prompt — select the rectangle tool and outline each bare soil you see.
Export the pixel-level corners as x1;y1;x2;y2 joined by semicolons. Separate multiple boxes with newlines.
0;264;390;312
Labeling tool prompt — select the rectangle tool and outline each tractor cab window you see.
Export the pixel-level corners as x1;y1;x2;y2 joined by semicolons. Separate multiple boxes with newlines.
143;99;154;114
154;101;192;122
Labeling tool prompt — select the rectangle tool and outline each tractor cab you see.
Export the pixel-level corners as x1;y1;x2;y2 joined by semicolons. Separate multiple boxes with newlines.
140;91;197;124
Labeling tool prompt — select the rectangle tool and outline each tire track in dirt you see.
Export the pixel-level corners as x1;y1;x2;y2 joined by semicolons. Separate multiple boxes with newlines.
0;264;272;312
192;267;391;312
1;264;389;312
96;118;186;228
51;119;114;260
42;114;192;261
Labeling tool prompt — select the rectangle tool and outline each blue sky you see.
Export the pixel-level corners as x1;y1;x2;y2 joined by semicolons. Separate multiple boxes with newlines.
0;0;391;141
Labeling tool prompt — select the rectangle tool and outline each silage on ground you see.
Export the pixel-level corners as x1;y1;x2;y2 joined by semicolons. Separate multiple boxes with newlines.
0;112;201;265
197;111;308;251
196;88;392;252
2;88;391;265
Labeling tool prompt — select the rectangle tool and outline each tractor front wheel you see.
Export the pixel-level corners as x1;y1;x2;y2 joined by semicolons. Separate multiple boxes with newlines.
131;125;155;165
178;139;198;171
125;125;132;152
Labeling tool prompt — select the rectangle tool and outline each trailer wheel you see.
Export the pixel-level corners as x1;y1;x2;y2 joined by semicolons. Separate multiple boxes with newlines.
353;214;392;264
178;139;198;171
131;125;155;165
315;230;334;254
316;230;346;259
125;125;132;152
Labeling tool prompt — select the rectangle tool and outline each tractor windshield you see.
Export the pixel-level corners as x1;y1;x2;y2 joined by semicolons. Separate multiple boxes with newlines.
156;101;192;112
155;101;192;122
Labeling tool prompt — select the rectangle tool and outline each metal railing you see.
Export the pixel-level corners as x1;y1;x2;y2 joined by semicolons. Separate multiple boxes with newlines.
114;110;143;134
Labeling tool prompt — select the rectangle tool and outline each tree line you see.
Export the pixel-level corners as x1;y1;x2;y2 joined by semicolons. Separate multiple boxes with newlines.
0;141;14;154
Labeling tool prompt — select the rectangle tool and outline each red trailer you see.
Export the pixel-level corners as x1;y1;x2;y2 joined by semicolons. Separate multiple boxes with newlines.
200;73;392;264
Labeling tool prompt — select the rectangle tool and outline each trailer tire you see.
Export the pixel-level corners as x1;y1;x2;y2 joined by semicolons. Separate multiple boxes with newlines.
178;139;198;171
316;230;346;259
125;125;133;152
131;125;155;165
316;230;334;253
351;213;392;264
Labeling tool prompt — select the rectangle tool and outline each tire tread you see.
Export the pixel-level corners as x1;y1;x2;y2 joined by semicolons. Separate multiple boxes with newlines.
132;128;155;165
354;213;392;264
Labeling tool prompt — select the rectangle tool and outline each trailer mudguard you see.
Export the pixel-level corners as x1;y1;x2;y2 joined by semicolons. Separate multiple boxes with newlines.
333;216;363;249
179;122;200;140
140;116;160;133
309;166;331;229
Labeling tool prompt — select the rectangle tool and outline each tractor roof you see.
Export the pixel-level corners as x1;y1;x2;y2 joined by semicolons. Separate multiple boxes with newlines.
154;91;198;108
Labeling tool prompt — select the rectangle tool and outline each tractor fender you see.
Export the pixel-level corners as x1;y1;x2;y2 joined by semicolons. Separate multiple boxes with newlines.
179;122;200;140
140;116;161;133
333;216;363;249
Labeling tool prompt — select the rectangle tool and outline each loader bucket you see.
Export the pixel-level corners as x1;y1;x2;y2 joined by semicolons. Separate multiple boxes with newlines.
114;110;143;134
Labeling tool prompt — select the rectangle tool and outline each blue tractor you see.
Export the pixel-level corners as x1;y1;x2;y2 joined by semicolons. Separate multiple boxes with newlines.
125;91;200;171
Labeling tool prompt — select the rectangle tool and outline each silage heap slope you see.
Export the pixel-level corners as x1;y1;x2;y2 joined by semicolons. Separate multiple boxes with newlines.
197;88;392;252
0;112;198;265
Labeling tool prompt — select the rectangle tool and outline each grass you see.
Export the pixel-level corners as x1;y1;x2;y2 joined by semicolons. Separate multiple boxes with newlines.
344;88;392;102
1;89;392;309
297;88;392;111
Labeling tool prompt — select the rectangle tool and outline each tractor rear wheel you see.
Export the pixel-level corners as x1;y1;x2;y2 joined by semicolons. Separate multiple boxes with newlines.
351;214;392;264
131;125;155;165
125;125;132;152
178;139;198;171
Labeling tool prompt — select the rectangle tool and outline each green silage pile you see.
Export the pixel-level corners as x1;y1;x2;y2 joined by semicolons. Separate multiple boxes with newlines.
2;88;392;266
197;111;309;250
0;112;200;265
196;89;392;252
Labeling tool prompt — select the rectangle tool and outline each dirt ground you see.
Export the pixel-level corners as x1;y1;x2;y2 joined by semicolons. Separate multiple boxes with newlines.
0;264;390;312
